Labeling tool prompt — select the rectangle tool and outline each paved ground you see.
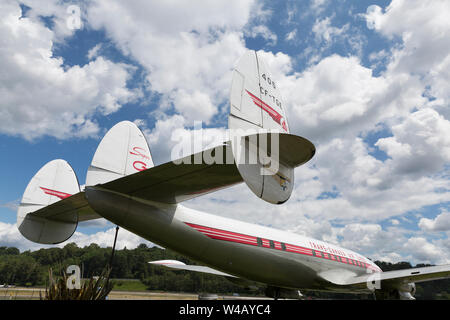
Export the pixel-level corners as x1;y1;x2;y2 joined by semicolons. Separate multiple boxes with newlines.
0;287;266;300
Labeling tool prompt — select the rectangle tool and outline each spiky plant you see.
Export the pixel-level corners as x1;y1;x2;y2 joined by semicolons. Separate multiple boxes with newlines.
41;267;114;300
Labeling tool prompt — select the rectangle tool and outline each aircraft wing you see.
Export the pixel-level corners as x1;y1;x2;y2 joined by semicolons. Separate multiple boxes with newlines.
101;143;243;204
149;260;236;278
318;264;450;295
28;132;314;222
343;264;450;286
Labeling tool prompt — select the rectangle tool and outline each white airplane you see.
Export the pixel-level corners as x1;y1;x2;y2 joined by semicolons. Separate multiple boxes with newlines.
17;51;450;300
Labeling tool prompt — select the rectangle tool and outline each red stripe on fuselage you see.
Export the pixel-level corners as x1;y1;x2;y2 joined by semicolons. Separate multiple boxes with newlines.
184;222;374;271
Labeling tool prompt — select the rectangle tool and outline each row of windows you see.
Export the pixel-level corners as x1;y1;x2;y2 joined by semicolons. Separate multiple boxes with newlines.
255;237;370;270
256;237;285;250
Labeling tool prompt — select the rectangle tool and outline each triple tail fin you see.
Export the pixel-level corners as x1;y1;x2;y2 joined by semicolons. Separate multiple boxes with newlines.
86;121;154;186
228;50;315;204
17;159;80;244
16;121;154;244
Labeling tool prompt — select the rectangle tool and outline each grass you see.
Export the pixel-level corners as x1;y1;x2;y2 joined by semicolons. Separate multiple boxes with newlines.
111;280;149;292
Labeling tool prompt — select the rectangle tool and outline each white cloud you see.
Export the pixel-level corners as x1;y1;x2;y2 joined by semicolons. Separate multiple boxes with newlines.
0;199;19;212
0;1;139;140
339;223;390;254
419;210;450;232
274;54;392;141
312;17;349;44
0;221;154;252
70;227;154;250
245;25;277;45
376;108;450;178
364;0;450;118
364;5;384;31
86;0;255;124
19;0;82;41
169;90;216;125
310;0;329;14
0;222;36;252
285;29;297;42
403;237;449;265
87;43;102;60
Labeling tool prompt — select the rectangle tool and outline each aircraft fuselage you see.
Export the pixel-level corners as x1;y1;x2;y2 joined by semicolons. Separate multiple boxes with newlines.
85;186;381;293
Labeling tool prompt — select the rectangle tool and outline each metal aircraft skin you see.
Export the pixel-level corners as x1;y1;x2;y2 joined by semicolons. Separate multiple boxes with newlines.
17;51;450;300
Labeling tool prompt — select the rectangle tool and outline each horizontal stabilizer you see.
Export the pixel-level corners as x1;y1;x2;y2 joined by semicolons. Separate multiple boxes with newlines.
27;132;315;234
101;132;313;204
100;143;242;204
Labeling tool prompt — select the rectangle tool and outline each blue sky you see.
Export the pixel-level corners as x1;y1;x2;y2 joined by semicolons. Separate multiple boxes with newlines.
1;0;450;265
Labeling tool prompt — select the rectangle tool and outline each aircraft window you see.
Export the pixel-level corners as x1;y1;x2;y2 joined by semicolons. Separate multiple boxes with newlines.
269;240;275;249
281;243;286;251
257;238;263;247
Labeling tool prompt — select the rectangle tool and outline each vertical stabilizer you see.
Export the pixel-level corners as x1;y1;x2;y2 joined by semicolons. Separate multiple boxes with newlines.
228;51;314;204
86;121;154;186
229;51;289;133
17;159;79;244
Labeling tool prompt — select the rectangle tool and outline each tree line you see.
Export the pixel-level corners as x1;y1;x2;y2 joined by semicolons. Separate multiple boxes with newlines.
0;243;260;295
0;244;449;299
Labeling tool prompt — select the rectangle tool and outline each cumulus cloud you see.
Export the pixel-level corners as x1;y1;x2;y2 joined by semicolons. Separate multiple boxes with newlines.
70;227;154;250
86;0;255;124
312;17;349;44
376;109;450;178
0;1;139;140
285;29;297;42
0;221;154;252
245;24;277;46
403;237;449;265
419;210;450;232
364;0;450;115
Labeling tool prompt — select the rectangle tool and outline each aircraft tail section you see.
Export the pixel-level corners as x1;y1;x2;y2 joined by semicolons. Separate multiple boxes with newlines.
228;51;314;204
15;120;153;245
17;159;80;244
16;52;315;246
229;50;289;133
86;121;154;186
